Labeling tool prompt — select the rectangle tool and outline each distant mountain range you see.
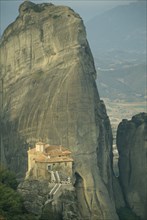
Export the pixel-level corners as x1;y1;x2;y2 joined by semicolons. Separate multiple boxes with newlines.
86;1;146;57
96;63;146;101
86;1;146;102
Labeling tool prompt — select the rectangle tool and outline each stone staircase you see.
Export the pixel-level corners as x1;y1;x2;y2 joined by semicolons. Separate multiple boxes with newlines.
44;171;72;205
55;171;60;183
53;184;62;200
44;171;62;205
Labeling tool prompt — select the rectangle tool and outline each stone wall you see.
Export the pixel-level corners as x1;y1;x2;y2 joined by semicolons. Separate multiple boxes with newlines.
27;161;73;181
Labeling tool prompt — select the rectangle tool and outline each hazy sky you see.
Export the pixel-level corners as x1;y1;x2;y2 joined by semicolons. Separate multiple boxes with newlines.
0;0;136;35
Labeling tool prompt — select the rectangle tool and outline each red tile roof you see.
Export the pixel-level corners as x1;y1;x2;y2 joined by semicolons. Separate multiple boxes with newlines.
35;156;73;163
28;144;73;163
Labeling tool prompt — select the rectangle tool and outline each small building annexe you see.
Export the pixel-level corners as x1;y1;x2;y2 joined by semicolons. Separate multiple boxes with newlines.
26;142;73;182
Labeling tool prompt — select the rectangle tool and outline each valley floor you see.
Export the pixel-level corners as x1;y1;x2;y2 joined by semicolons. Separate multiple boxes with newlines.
104;99;146;125
103;98;146;176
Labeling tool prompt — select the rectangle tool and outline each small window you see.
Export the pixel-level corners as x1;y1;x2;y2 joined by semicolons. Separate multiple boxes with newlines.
48;165;52;171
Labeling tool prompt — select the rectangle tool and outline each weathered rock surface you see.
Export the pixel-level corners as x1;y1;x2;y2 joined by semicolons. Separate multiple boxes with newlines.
112;176;125;211
0;1;118;219
18;180;80;220
117;112;147;220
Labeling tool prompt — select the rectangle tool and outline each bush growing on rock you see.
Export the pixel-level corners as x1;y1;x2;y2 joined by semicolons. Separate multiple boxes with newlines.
0;166;37;220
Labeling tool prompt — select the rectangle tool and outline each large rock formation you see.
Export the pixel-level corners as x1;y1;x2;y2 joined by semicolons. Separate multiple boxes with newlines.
18;180;80;220
0;1;118;219
117;113;147;220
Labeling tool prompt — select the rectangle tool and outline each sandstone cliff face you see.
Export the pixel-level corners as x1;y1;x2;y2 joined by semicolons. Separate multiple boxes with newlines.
0;2;118;219
117;113;147;220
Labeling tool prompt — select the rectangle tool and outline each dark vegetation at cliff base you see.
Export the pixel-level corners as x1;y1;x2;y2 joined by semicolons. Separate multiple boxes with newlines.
0;166;37;220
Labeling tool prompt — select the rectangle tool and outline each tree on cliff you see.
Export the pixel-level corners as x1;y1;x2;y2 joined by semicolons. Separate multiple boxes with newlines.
0;166;37;220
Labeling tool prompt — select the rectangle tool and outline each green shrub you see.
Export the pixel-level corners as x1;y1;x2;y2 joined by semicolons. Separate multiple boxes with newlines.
0;166;37;220
0;183;23;219
0;167;18;190
52;14;60;19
